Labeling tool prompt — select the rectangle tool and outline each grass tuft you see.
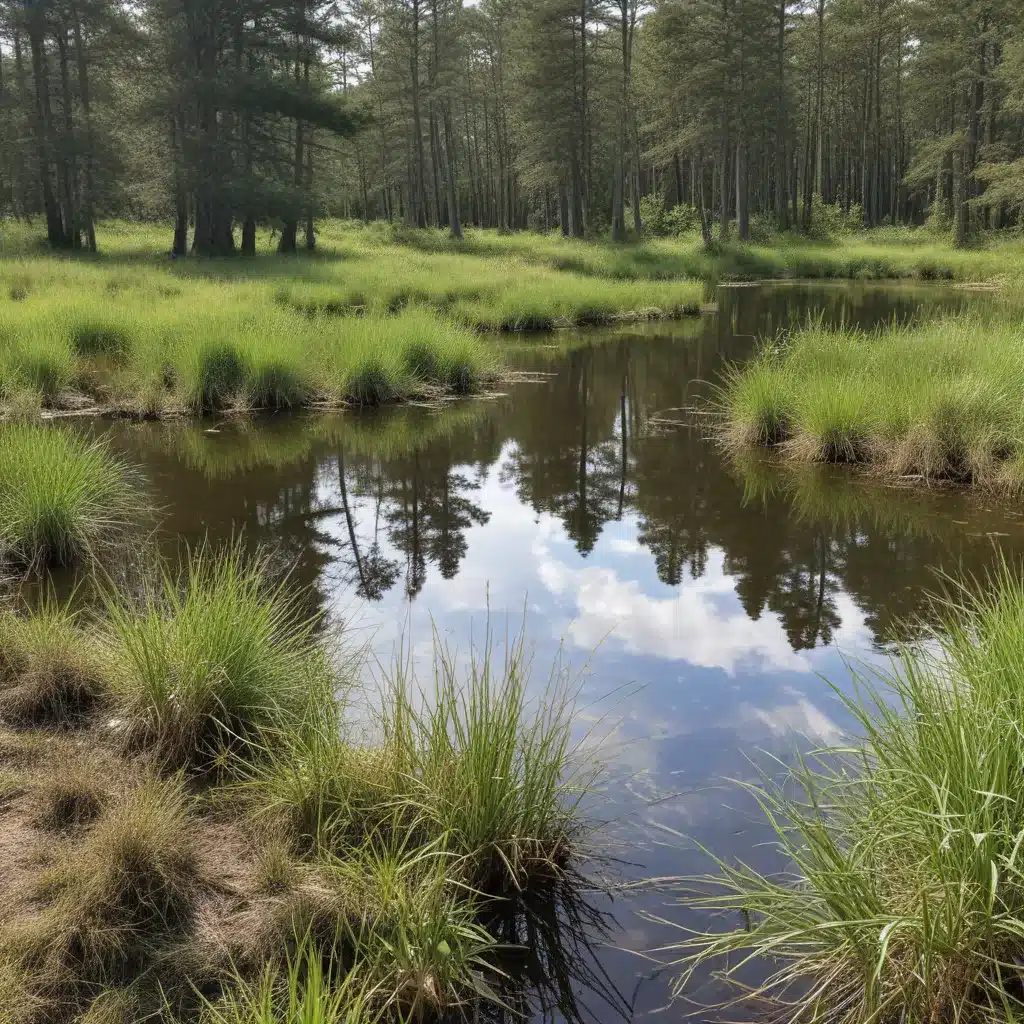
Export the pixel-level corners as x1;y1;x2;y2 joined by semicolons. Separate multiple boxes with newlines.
0;602;109;724
252;629;591;894
33;776;198;983
0;425;141;568
33;754;112;831
199;938;383;1024
105;542;330;770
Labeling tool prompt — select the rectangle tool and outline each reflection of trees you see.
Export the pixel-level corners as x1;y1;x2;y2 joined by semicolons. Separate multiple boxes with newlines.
121;283;1013;652
342;434;495;600
337;451;400;601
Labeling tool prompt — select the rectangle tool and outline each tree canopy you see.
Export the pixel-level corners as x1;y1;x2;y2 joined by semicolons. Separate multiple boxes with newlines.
1;0;1022;251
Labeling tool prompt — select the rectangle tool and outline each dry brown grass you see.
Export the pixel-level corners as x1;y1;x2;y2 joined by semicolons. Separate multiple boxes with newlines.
0;605;109;727
31;750;125;833
24;777;199;984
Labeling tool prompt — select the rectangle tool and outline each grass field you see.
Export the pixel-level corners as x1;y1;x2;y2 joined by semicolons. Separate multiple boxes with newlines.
665;563;1024;1023
0;543;594;1021
0;220;713;418
3;217;1021;421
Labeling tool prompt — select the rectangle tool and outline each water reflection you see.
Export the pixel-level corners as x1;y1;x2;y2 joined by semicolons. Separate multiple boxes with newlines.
101;281;1018;1020
116;282;1018;657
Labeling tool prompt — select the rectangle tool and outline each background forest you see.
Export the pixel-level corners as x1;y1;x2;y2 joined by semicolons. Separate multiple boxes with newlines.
0;0;1022;255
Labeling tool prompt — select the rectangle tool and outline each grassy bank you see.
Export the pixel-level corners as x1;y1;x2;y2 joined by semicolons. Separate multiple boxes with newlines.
665;564;1024;1023
0;289;497;417
0;220;713;417
720;312;1024;490
0;544;594;1022
356;221;1023;285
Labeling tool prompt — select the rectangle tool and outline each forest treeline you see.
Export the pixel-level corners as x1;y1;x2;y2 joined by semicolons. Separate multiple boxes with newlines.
0;0;1022;254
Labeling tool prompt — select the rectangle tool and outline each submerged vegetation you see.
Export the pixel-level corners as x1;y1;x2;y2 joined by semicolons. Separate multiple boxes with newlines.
666;564;1024;1023
721;311;1024;490
0;541;595;1022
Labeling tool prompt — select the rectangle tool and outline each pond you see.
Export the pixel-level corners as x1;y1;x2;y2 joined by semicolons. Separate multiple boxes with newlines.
99;280;1024;1021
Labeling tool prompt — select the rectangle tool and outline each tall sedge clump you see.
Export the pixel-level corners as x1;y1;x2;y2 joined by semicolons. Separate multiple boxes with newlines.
666;560;1024;1024
380;632;592;891
249;629;593;893
0;425;140;568
104;543;331;770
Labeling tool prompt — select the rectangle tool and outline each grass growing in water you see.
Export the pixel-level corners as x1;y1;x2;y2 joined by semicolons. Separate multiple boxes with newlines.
251;632;590;894
665;562;1024;1022
0;424;140;567
720;312;1024;489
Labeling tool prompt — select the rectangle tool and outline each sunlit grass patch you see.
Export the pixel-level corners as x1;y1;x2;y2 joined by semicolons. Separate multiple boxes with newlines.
720;313;1024;489
198;939;385;1024
105;543;330;771
0;425;141;568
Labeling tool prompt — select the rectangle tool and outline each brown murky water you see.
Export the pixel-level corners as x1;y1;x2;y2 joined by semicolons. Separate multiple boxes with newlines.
91;281;1021;1021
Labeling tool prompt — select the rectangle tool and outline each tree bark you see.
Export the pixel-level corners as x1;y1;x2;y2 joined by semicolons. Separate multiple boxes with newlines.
28;8;66;248
69;0;96;251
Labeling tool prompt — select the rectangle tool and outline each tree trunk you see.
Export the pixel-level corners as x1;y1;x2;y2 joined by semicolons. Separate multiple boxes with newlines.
28;10;66;248
719;136;730;239
443;105;462;239
410;0;427;227
56;26;78;249
70;0;96;251
697;153;713;248
279;22;305;254
305;132;315;250
736;139;749;240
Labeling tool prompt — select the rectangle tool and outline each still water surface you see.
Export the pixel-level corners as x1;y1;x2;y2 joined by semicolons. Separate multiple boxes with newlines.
103;281;1024;1021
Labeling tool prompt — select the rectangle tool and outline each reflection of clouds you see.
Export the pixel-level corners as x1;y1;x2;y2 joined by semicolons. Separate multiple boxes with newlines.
745;687;844;745
538;542;811;675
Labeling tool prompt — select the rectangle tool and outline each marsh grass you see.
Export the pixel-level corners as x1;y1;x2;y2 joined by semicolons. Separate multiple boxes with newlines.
24;776;198;985
380;634;589;891
720;313;1024;488
32;751;115;831
0;279;499;417
199;938;387;1024
0;601;109;724
0;535;599;1020
105;543;330;771
663;562;1024;1023
0;425;141;568
252;630;591;895
246;844;498;1015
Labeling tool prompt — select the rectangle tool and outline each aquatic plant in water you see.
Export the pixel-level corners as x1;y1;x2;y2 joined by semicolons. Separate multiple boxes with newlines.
0;424;140;568
664;560;1024;1023
720;312;1024;490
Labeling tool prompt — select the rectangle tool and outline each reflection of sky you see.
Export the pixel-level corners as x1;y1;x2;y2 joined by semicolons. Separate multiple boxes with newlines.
306;442;891;1014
